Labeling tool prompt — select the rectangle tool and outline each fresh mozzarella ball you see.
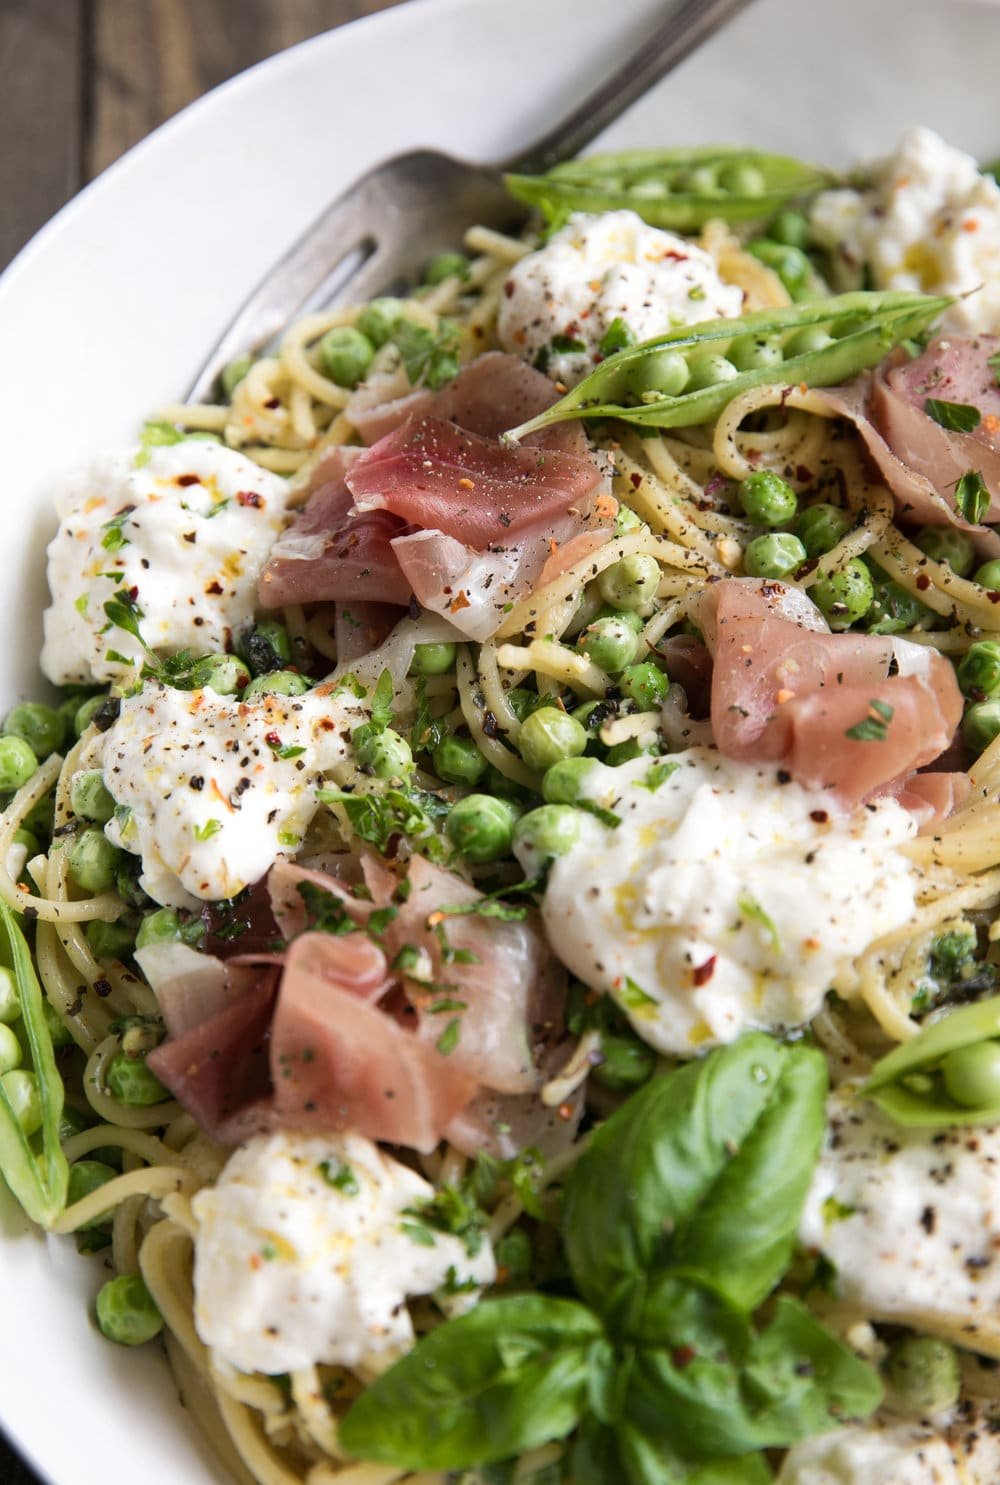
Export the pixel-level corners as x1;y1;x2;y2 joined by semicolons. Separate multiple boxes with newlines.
497;210;743;385
537;748;917;1055
810;126;1000;334
777;1415;1000;1485
101;681;363;906
799;1090;1000;1354
40;441;289;686
192;1130;495;1377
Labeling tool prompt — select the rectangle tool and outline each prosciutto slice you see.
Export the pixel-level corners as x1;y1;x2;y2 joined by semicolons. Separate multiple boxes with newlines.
258;353;612;637
697;578;963;805
146;852;566;1152
813;338;1000;555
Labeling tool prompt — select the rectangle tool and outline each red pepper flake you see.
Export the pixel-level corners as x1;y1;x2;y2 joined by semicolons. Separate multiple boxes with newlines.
176;473;201;488
671;1345;697;1369
810;809;829;824
630;471;643;489
449;590;471;613
265;731;282;747
205;579;224;595
557;1101;575;1121
264;396;282;409
237;490;264;508
504;280;515;298
692;956;717;987
916;573;931;591
458;477;475;491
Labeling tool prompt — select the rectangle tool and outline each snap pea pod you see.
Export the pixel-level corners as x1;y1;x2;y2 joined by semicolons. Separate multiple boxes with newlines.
862;995;1000;1128
0;900;68;1226
504;291;952;443
505;147;836;231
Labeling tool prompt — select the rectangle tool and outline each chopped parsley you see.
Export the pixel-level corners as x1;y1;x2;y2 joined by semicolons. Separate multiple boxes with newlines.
636;760;680;793
953;470;990;525
738;894;780;951
318;1159;360;1196
435;1017;462;1056
844;698;893;742
924;398;982;433
193;818;222;842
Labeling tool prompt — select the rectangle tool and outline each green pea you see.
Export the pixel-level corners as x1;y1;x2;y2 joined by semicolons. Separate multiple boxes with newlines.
744;532;807;579
718;161;766;196
784;325;834;357
542;756;598;804
512;805;584;871
595;606;644;634
686;353;739;392
797;503;852;557
518;706;588;771
353;725;414;781
85;918;136;963
916;526;976;577
2;1069;41;1136
768;209;811;250
737;470;798;528
135;907;182;950
963;699;1000;755
885;1334;960;1416
976;559;1000;591
576;615;639;674
96;1273;164;1347
0;968;19;1025
619;661;670;709
73;694;108;737
811;559;875;630
68;1160;118;1230
188;653;251;695
630;349;689;399
598;554;660;613
941;1040;1000;1108
357;297;404;348
423;251;469;286
728;335;784;373
4;702;65;761
0;1024;21;1075
13;827;38;859
70;769;116;825
243;670;310;699
958;641;1000;699
866;567;935;635
0;735;38;792
319;326;375;389
598;318;635;357
409;642;457;677
107;1052;169;1107
58;1105;92;1143
241;620;293;674
68;830;121;894
444;795;519;864
748;240;811;295
593;1033;656;1091
432;735;487;787
220;354;252;397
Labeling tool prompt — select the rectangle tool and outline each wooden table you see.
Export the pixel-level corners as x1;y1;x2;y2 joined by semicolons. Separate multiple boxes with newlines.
0;7;403;1480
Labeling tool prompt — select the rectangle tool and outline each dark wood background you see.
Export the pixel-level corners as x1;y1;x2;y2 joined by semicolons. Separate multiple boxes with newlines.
0;3;404;1480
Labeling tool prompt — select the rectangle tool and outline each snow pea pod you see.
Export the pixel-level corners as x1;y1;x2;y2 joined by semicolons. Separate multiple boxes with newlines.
505;147;837;232
863;994;1000;1128
0;899;68;1225
504;290;952;443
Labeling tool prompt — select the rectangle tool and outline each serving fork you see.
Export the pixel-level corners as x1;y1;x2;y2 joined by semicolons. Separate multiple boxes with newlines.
187;0;754;402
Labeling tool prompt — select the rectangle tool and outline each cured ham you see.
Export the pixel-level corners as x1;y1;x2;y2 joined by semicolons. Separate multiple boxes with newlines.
145;852;565;1152
813;337;1000;554
696;578;963;805
257;353;612;637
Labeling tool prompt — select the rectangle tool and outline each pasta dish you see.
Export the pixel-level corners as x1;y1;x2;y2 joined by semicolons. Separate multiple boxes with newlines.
6;125;1000;1484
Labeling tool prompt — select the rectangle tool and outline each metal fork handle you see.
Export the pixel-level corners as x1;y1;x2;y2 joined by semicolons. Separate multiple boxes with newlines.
504;0;756;176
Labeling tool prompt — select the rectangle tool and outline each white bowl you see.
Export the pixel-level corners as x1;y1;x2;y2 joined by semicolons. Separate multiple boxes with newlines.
1;0;998;1480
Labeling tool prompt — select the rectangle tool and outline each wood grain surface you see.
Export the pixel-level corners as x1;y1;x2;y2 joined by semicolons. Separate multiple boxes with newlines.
0;5;405;1484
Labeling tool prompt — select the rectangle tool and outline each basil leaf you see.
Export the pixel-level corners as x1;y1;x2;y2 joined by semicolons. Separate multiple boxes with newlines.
337;1295;602;1469
625;1298;880;1457
562;1035;826;1326
924;397;982;432
572;1422;772;1485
